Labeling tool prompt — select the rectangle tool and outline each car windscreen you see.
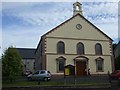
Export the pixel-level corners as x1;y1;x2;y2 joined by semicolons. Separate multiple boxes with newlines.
34;71;39;74
40;71;45;74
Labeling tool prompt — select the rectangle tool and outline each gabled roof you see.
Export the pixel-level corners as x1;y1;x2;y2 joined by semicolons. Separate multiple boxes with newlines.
43;13;112;41
35;37;43;54
36;13;113;52
16;48;35;59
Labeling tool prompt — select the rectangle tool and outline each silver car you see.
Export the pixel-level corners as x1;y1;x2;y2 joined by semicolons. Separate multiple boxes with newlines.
27;70;51;81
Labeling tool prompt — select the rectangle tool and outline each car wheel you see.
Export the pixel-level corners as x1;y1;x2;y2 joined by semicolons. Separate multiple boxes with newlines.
44;77;48;81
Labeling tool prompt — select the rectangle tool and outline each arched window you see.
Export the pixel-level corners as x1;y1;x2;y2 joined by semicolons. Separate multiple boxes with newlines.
96;57;104;72
77;42;84;55
57;41;65;54
95;43;102;55
56;56;66;72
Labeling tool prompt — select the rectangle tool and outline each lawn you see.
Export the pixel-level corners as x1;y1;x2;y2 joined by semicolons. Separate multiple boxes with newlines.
3;80;65;87
2;80;111;88
2;76;111;87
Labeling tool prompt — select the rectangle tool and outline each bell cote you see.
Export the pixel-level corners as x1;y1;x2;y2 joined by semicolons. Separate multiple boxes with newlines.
73;2;83;16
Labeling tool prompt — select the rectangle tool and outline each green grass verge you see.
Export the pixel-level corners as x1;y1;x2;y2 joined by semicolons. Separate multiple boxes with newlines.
3;81;65;87
2;80;110;87
2;76;111;87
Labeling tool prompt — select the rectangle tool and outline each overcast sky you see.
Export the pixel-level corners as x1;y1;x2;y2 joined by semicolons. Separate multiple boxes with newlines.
1;1;119;53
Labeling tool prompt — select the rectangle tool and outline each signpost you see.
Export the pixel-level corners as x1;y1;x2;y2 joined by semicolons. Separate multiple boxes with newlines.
64;65;75;85
65;68;70;76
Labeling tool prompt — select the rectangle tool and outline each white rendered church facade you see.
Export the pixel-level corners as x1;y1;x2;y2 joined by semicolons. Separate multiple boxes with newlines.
35;2;114;76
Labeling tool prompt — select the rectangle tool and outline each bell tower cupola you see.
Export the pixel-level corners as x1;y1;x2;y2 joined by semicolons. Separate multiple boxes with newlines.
73;2;83;16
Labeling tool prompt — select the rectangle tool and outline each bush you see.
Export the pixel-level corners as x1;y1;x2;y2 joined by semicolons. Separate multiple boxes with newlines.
2;46;23;82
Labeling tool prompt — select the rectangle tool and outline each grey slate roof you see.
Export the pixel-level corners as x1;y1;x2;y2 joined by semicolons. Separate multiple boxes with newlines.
16;48;35;59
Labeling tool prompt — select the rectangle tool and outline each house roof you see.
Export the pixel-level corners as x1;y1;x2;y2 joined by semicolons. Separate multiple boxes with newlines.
16;48;35;59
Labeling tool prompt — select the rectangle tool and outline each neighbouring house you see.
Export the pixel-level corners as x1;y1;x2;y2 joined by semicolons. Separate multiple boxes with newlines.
16;48;35;73
35;2;114;76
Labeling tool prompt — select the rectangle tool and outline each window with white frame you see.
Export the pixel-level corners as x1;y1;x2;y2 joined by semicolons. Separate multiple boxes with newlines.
77;42;84;55
56;57;66;72
57;41;65;54
96;58;104;72
95;43;102;55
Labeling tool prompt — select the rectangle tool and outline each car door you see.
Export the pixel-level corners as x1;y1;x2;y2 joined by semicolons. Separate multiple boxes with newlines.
32;71;39;80
39;70;46;80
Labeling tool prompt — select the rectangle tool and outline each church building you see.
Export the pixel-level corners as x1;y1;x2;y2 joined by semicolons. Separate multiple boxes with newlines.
35;2;114;76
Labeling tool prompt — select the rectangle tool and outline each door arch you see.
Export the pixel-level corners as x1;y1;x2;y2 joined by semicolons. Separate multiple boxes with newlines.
74;56;89;76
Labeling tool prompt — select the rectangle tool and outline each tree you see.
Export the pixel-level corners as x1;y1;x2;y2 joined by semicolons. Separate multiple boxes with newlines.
115;56;120;70
113;43;117;51
2;46;23;82
112;43;117;56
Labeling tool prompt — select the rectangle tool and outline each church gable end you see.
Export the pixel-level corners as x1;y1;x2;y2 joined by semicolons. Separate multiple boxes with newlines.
43;14;112;41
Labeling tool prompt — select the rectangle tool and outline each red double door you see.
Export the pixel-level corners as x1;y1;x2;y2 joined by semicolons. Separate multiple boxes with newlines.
76;61;86;76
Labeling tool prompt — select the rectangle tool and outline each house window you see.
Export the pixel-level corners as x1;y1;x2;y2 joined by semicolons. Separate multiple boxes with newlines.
77;42;84;55
57;41;65;54
56;57;66;72
95;43;102;55
96;58;104;72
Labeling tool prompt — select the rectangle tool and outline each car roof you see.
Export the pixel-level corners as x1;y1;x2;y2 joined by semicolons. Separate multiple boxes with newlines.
36;70;48;72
